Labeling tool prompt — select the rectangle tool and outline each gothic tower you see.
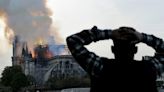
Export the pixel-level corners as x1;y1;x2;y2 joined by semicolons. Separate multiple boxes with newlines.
12;36;21;65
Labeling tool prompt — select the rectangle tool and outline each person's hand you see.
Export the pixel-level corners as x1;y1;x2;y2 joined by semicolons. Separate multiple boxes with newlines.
111;27;134;40
130;31;143;44
111;27;143;44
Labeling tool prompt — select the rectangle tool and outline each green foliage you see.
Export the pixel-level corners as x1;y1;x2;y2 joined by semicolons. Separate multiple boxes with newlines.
1;66;22;86
11;72;30;92
1;66;30;92
46;77;90;90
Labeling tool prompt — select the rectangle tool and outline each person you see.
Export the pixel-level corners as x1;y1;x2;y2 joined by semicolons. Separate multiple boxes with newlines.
66;26;164;92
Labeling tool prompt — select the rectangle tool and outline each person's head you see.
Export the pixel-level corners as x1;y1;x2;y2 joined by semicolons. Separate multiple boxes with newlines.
111;27;138;61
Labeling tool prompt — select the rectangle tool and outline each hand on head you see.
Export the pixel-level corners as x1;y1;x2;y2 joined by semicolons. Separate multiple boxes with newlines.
111;27;143;44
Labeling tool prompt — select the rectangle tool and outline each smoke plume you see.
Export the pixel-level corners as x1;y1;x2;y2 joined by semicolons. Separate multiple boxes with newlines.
0;0;62;46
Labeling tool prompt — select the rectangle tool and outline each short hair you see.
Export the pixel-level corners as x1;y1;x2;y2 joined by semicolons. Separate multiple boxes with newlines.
113;27;137;47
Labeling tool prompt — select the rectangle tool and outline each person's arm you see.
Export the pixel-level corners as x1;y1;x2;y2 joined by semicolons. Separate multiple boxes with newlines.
141;33;164;75
66;26;112;76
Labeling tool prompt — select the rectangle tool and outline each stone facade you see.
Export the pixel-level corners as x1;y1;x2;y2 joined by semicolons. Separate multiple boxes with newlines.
11;36;87;85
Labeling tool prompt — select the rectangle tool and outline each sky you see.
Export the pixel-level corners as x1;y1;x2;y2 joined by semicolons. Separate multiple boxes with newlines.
48;0;164;58
0;0;164;75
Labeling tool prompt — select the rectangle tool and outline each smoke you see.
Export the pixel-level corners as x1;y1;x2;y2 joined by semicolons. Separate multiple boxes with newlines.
0;0;63;46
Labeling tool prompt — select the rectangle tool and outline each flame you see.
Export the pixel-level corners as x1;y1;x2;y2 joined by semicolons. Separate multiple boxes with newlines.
45;49;53;59
38;38;44;45
32;44;53;59
35;38;46;45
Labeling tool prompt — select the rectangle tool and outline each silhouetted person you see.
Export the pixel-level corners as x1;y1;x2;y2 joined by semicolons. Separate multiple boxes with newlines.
66;26;164;92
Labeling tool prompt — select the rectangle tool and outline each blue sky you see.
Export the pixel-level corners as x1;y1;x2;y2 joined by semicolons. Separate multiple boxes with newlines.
0;0;164;75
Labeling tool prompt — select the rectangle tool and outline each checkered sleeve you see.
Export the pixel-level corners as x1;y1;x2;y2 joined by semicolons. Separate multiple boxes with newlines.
66;27;112;76
142;33;164;76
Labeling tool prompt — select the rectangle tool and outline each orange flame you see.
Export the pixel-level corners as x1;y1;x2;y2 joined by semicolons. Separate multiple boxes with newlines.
45;49;53;59
35;37;46;45
31;44;53;59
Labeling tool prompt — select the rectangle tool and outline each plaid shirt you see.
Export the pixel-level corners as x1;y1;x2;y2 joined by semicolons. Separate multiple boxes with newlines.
66;29;164;77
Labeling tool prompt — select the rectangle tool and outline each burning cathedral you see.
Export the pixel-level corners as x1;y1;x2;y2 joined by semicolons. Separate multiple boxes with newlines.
0;0;88;86
11;36;87;85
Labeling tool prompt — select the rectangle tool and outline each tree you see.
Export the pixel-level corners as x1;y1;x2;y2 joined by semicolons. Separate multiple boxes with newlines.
1;66;22;86
11;72;30;92
1;66;30;92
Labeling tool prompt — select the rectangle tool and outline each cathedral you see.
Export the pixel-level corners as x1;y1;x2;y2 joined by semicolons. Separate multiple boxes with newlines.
11;36;87;85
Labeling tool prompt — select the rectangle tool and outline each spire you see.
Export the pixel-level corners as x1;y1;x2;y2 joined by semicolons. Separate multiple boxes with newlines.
13;35;20;57
22;47;26;56
25;42;28;53
22;42;29;56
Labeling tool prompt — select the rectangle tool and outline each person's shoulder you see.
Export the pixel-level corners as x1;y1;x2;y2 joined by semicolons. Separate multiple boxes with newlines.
138;56;158;68
141;56;155;64
142;56;153;61
131;56;153;64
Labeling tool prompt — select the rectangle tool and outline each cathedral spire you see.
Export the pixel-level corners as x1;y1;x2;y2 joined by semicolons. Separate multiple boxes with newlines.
25;42;28;53
22;42;29;57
